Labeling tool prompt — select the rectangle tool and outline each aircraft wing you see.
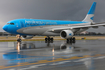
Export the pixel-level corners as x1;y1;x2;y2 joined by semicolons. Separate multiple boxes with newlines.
72;22;105;29
49;22;105;32
93;22;105;24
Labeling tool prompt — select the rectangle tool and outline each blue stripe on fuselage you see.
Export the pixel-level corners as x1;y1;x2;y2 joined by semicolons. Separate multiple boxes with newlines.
13;19;88;27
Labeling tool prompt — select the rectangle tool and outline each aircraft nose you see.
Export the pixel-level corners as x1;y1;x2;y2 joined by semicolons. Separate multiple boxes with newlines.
2;25;8;31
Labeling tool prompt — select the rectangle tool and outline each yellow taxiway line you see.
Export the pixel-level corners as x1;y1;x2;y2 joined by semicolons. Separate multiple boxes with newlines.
0;54;105;69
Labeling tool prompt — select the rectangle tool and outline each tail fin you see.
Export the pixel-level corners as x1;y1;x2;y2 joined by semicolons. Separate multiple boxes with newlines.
83;2;96;22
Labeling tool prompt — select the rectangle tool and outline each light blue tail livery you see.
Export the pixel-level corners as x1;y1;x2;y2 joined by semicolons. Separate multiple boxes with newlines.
83;2;97;22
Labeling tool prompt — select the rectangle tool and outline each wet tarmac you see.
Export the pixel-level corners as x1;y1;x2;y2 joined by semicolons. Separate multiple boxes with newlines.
0;40;105;70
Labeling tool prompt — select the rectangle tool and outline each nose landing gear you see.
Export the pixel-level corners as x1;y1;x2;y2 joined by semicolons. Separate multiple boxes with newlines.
16;35;22;52
16;35;22;43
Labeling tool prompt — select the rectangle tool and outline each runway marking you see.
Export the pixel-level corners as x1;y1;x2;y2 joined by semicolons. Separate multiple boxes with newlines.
29;64;46;68
50;61;71;65
74;58;91;62
0;54;105;69
94;56;105;59
37;60;49;63
0;66;5;68
83;55;91;58
17;64;47;70
94;54;102;57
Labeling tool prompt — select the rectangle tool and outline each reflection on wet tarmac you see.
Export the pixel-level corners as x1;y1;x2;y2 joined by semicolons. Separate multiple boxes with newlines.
18;41;88;53
1;40;105;70
20;41;76;50
3;41;89;64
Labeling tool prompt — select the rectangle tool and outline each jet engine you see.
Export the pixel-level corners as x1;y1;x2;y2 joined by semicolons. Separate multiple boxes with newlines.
22;35;34;39
60;30;74;39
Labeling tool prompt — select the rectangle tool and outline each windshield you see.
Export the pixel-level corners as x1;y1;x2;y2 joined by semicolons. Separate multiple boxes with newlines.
10;23;14;25
7;23;14;25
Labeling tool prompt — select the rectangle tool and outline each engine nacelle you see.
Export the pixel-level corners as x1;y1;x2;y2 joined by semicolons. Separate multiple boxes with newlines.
22;35;34;39
60;30;74;39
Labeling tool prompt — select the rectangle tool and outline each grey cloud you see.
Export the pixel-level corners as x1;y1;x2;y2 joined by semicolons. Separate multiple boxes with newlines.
0;0;105;32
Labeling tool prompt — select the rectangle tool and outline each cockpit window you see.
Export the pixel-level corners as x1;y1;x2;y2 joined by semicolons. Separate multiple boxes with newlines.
10;23;14;25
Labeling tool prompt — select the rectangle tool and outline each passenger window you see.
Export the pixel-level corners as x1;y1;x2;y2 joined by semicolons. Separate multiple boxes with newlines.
10;23;14;25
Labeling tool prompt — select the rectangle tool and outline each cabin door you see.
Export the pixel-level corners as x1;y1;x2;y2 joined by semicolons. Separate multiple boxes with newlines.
20;21;24;27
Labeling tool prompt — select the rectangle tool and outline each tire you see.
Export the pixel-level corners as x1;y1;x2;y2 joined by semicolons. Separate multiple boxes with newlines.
72;37;76;43
50;38;53;41
69;38;72;42
45;38;48;41
48;38;50;41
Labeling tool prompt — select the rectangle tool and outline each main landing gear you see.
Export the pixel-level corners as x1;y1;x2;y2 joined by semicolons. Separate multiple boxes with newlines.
45;36;53;43
66;37;76;43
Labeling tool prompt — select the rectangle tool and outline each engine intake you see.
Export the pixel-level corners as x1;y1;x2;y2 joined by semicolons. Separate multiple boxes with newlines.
60;30;74;39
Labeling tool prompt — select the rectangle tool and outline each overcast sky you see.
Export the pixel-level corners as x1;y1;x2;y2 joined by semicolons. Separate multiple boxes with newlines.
0;0;105;33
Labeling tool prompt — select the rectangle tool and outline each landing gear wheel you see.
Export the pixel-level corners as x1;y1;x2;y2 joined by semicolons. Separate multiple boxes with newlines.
48;37;50;41
69;38;72;43
45;37;54;43
66;37;76;43
67;39;69;43
45;38;48;41
72;37;76;43
17;38;22;43
50;38;53;41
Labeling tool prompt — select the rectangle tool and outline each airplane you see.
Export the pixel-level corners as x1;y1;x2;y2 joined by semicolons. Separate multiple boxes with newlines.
2;2;105;42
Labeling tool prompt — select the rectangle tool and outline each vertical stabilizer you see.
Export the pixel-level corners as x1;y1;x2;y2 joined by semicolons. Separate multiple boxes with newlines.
83;2;96;22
